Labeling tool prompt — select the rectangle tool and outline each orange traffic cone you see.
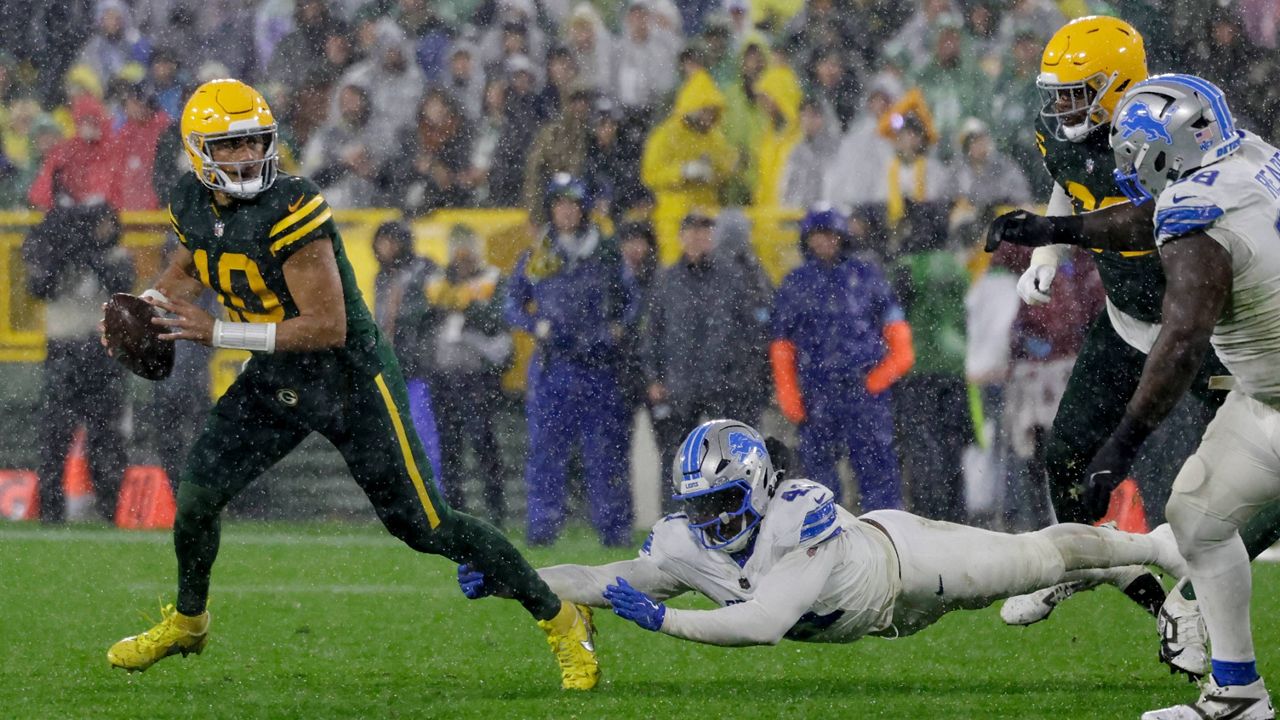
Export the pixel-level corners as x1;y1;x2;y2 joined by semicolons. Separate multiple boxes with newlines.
1097;477;1150;534
114;466;176;530
62;428;95;519
0;470;39;520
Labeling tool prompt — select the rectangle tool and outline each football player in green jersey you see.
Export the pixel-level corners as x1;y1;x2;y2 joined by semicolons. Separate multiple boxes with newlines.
985;17;1280;678
104;79;600;691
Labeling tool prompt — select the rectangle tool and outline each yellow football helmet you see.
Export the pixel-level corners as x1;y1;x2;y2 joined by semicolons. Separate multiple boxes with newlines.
1038;16;1148;142
180;79;279;198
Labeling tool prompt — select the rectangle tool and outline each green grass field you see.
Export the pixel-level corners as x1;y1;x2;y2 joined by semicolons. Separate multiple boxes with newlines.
2;521;1276;720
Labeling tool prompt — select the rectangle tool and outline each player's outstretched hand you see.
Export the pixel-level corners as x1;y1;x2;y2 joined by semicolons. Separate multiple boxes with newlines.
457;563;493;599
986;209;1055;252
604;577;666;631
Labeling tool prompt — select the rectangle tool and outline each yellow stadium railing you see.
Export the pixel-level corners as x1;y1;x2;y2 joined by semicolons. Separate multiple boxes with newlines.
0;206;810;393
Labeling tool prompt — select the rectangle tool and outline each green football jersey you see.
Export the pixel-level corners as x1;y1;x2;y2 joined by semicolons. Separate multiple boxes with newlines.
167;171;384;372
1036;117;1164;323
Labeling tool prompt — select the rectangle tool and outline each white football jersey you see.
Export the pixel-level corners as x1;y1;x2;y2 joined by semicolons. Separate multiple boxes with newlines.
640;478;899;644
1153;131;1280;408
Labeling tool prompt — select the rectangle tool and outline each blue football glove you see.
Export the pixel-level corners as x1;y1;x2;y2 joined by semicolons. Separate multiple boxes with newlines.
457;563;492;599
603;576;666;632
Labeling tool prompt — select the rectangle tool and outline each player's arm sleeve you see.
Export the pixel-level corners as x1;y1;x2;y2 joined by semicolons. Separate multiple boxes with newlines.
659;541;839;646
1032;183;1074;266
1153;199;1225;249
267;181;336;262
1045;182;1073;217
539;557;690;608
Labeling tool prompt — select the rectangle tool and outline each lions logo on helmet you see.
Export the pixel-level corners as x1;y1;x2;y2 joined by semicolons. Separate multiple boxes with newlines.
727;431;766;465
180;79;280;199
1117;102;1174;144
1110;74;1242;204
672;420;777;553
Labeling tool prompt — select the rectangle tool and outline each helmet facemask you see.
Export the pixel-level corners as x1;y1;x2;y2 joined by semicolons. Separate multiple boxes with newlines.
681;479;761;553
187;124;279;199
1038;71;1115;142
1112;140;1168;205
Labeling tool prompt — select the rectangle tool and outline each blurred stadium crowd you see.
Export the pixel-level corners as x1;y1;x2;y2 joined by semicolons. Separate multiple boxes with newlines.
2;0;1279;543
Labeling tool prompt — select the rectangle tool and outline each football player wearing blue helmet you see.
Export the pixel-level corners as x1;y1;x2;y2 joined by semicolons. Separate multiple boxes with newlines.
980;21;1246;678
1101;75;1280;720
460;419;1190;658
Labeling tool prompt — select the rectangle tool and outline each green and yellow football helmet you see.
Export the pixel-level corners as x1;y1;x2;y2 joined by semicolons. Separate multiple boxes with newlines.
1038;16;1148;142
180;79;279;198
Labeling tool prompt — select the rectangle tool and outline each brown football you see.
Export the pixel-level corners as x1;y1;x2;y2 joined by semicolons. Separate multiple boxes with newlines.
103;293;174;381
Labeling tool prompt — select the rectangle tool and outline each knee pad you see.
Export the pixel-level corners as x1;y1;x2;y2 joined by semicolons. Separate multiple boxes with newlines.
1166;455;1238;557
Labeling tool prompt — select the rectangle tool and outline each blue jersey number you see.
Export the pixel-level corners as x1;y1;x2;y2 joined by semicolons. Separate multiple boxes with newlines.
1191;170;1220;187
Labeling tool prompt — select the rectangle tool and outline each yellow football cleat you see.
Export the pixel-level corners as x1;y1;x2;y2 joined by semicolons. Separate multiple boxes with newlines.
537;602;600;690
107;604;210;672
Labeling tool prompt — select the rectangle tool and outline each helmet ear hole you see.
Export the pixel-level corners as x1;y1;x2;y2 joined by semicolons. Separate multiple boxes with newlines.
1153;151;1166;173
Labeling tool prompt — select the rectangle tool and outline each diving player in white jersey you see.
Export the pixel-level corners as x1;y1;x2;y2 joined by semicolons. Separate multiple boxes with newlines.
1039;74;1280;719
459;419;1188;652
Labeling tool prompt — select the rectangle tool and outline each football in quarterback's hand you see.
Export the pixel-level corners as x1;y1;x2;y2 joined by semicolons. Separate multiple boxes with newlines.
103;293;174;381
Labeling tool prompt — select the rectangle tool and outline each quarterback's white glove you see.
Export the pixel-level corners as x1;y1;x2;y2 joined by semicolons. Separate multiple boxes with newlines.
1017;264;1056;305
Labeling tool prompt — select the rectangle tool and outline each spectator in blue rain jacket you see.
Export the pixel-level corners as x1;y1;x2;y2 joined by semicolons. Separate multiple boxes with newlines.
504;173;636;546
770;203;913;510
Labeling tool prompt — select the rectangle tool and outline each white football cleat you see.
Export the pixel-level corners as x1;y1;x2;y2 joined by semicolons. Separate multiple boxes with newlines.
1000;565;1163;626
1158;578;1210;680
1000;578;1098;626
1141;676;1274;720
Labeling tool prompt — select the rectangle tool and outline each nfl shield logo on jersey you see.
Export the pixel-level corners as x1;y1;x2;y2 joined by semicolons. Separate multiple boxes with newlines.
214;220;224;237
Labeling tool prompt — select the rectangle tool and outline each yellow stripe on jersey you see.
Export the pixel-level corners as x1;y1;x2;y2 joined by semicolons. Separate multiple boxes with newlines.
1089;247;1156;258
167;208;187;245
269;195;325;239
373;373;441;529
269;208;332;256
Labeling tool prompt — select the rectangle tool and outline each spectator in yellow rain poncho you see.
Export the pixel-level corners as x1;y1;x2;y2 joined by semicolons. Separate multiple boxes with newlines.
641;69;737;263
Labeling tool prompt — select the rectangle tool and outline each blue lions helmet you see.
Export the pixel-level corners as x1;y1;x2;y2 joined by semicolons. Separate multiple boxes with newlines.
1110;74;1242;204
672;419;777;553
799;202;848;241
